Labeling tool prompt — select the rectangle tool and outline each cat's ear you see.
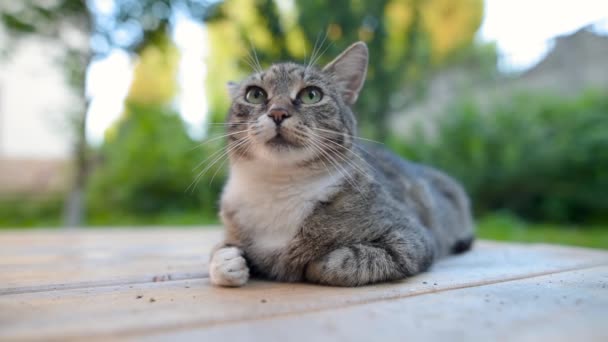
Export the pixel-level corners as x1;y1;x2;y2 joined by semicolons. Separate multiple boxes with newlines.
226;81;239;98
323;41;368;105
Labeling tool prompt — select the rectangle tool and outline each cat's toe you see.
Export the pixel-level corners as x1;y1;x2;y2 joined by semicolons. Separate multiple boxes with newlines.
209;247;249;287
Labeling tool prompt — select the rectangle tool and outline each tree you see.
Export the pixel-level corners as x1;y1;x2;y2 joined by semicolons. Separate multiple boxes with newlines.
206;0;484;138
125;31;179;105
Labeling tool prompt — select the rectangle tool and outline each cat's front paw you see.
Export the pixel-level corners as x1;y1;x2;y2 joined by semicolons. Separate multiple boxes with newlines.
209;247;249;287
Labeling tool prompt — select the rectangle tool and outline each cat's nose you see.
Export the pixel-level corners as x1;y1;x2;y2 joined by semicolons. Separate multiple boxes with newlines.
268;108;291;125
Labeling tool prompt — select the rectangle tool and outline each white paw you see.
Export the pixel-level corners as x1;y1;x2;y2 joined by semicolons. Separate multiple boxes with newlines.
209;247;249;287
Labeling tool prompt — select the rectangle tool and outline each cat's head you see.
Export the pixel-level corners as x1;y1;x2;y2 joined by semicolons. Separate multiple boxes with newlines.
225;42;368;167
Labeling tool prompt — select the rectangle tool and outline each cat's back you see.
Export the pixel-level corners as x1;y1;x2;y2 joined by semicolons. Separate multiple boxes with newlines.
359;143;439;202
359;143;474;255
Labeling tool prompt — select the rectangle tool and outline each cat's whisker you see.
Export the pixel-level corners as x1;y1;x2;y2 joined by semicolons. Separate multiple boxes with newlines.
209;148;235;186
308;30;329;70
317;141;370;179
308;29;331;68
307;32;322;71
305;143;342;182
250;44;263;74
191;131;250;173
310;137;373;187
311;127;384;145
302;36;308;71
206;137;254;186
305;140;351;190
209;139;254;188
305;129;377;177
242;51;260;74
240;137;256;160
310;36;333;67
199;138;250;176
192;145;232;171
244;36;263;74
239;40;260;74
190;131;250;154
205;122;257;125
307;128;383;173
306;137;365;195
243;57;257;73
187;137;251;193
190;129;251;152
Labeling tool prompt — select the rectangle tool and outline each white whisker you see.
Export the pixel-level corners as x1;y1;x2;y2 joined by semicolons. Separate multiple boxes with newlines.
312;137;373;185
307;136;364;195
305;129;377;177
310;35;332;67
244;36;263;74
187;137;251;193
307;32;322;71
306;141;351;190
311;127;384;145
190;129;250;155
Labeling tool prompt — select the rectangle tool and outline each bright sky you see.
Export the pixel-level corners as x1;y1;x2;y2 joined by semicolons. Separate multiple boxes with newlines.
85;0;608;145
479;0;608;70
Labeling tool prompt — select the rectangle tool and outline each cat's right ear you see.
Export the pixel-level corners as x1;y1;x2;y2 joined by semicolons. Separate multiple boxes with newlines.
323;41;368;106
227;81;239;98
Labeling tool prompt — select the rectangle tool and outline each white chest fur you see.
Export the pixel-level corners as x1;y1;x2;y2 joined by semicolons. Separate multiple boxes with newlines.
222;164;344;254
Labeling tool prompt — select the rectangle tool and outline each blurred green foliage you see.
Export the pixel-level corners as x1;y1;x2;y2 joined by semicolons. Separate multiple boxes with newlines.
86;102;225;224
0;196;64;227
392;89;608;224
477;213;608;249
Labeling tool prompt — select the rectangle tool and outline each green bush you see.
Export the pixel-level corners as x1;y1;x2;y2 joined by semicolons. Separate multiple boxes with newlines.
392;90;608;224
87;102;225;224
477;212;608;249
0;195;64;228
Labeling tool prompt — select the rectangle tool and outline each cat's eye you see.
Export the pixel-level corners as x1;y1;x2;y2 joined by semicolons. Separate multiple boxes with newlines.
298;87;323;104
245;86;267;104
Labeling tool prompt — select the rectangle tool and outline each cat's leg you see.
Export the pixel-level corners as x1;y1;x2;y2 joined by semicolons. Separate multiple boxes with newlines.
209;245;249;287
305;231;436;287
209;210;250;287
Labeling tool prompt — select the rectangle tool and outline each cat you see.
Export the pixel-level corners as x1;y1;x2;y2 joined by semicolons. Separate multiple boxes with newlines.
208;41;474;287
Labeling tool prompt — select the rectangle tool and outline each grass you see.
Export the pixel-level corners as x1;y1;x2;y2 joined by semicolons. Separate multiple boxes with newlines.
87;211;220;227
477;214;608;250
0;196;64;228
0;196;220;228
1;198;606;250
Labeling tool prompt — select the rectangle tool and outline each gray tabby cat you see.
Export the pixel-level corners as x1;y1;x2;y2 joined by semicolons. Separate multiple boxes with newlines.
209;41;474;287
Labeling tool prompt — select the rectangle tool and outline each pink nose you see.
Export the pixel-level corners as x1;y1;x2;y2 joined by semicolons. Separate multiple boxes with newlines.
268;108;290;125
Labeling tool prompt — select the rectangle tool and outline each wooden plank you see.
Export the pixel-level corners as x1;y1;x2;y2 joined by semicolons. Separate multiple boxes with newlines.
148;266;608;342
1;234;606;341
1;229;606;294
0;229;222;294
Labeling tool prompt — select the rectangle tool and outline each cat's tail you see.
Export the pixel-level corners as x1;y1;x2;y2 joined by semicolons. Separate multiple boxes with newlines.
425;167;476;256
450;236;475;254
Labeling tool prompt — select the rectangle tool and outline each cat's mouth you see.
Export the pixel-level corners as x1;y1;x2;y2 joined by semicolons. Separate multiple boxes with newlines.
266;133;292;148
260;125;306;152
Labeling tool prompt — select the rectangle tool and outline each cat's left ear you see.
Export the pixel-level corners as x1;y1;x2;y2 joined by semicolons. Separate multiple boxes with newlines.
323;41;368;105
227;81;239;98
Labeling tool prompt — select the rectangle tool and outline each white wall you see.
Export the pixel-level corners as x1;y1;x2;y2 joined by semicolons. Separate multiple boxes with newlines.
0;37;74;159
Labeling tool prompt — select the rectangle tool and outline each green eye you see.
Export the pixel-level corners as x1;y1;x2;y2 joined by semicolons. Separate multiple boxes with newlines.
245;86;267;104
298;87;323;104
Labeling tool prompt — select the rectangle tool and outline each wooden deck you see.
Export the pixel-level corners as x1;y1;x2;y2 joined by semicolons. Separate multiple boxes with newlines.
1;228;607;341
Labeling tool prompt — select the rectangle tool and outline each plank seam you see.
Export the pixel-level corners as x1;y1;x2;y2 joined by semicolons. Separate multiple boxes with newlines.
0;272;208;296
